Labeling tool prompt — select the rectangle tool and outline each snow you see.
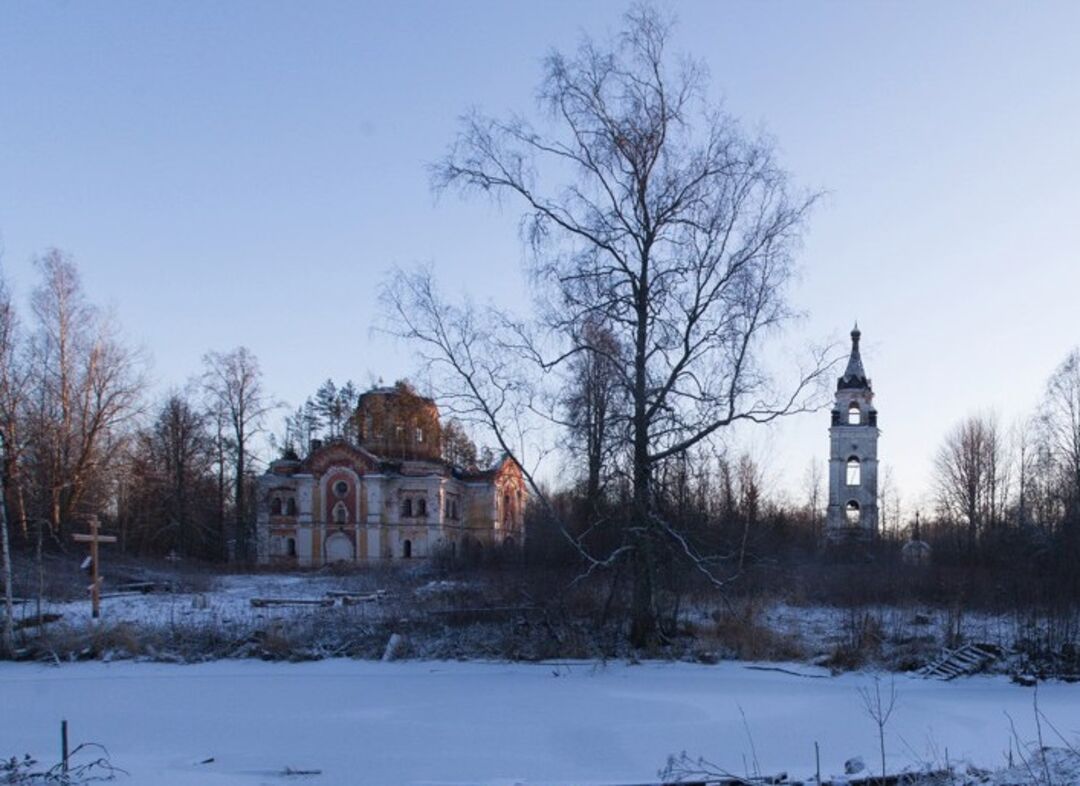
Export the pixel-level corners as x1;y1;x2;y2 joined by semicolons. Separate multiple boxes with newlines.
3;659;1079;786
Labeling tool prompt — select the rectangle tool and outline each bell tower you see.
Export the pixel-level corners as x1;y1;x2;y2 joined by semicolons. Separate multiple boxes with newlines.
826;324;879;541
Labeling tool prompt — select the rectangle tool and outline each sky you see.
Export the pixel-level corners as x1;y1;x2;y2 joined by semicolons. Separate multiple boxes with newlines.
1;1;1079;512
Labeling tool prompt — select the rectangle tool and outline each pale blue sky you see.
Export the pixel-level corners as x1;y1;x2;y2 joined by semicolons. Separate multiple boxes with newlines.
2;1;1078;510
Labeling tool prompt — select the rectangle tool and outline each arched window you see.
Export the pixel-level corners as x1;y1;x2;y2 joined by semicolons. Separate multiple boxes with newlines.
402;499;412;518
503;493;511;523
417;498;427;516
286;537;297;557
333;503;347;525
848;403;861;425
403;539;412;559
270;497;282;515
286;497;297;516
845;500;860;526
846;457;861;486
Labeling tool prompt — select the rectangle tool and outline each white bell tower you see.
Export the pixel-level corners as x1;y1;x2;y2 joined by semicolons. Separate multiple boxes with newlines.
826;324;879;541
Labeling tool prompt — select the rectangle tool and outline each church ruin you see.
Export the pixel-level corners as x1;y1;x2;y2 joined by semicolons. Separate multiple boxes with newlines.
826;324;880;541
255;382;526;566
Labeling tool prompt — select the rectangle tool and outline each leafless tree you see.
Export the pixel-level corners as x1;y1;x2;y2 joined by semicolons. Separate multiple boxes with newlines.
934;412;1009;552
25;250;145;539
201;347;274;561
802;457;825;540
1042;349;1080;545
877;464;902;537
402;5;830;644
561;319;625;510
858;675;898;783
121;392;219;557
0;264;22;654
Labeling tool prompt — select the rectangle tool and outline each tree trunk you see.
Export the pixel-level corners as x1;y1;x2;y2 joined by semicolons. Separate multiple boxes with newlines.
235;442;245;562
0;474;14;656
629;264;655;648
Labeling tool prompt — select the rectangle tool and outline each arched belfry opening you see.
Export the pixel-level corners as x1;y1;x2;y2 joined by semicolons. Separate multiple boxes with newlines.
826;324;880;543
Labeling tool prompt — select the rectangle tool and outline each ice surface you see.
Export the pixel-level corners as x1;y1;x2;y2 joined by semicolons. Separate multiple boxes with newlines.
2;659;1078;786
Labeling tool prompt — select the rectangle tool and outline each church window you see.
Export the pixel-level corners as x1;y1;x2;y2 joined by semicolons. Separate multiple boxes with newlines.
846;457;861;486
845;500;860;525
333;503;347;524
416;427;424;443
286;537;297;557
271;497;282;515
286;497;297;516
333;480;348;498
402;499;412;518
848;403;861;425
403;539;412;559
417;498;427;516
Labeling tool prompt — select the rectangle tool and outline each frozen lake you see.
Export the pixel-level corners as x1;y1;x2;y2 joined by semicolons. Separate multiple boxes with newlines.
2;659;1078;785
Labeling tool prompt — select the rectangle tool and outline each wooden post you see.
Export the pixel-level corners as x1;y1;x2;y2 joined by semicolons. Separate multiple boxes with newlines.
73;517;117;620
61;719;69;774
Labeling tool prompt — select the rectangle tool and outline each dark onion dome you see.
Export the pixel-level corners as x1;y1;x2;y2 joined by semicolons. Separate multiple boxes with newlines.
838;322;871;390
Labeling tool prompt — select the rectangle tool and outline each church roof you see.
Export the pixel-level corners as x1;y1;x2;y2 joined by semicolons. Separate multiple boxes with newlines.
838;323;871;390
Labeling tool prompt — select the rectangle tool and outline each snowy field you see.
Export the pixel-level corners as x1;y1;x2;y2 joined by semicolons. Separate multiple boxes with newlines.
3;659;1079;786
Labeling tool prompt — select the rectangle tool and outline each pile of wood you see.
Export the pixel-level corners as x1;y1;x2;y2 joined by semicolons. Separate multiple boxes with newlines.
919;642;1002;680
249;590;389;609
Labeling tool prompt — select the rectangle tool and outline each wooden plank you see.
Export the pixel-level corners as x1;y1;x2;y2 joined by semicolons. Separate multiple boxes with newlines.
72;534;117;543
250;598;335;608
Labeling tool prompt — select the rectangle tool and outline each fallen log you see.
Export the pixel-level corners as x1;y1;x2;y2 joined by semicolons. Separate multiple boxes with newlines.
13;613;62;631
250;598;334;608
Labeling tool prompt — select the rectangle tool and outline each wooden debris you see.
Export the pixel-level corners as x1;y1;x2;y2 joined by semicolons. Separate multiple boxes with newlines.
326;589;387;603
919;642;1002;680
250;598;334;608
14;613;62;631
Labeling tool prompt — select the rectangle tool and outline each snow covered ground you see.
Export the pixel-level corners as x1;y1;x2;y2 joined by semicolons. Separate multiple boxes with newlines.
3;659;1079;786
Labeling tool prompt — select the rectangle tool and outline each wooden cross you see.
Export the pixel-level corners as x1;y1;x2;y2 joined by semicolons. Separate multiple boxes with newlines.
72;516;117;619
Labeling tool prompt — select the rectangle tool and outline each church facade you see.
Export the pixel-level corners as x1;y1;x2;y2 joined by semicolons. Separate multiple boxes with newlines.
255;383;526;566
825;325;880;541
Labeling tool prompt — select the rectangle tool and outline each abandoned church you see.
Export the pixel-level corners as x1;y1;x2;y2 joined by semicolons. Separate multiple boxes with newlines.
256;383;526;566
826;324;880;541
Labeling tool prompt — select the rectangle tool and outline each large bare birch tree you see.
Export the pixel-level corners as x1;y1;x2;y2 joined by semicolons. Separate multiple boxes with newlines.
386;6;828;644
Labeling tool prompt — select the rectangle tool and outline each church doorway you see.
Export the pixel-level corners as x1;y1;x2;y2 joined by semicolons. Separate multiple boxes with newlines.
325;532;354;563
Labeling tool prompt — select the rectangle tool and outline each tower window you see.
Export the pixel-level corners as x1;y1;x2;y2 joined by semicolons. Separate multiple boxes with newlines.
417;498;427;516
286;497;297;516
846;457;861;486
333;480;348;498
333;503;347;524
845;500;860;526
271;497;282;515
402;499;412;518
848;403;861;425
416;427;424;443
403;539;412;559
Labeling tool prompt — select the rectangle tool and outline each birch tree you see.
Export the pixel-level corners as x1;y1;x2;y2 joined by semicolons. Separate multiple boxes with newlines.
202;347;273;561
388;7;828;645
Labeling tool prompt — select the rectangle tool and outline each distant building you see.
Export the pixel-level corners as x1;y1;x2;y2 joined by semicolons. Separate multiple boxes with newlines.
256;382;526;566
825;324;879;541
